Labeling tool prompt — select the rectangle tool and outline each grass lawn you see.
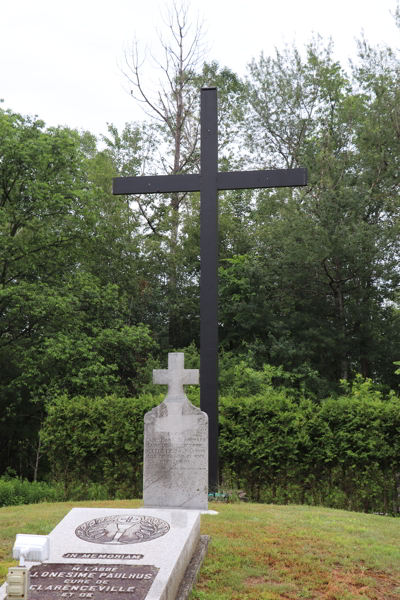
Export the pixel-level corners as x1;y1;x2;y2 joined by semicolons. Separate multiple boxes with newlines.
0;500;399;599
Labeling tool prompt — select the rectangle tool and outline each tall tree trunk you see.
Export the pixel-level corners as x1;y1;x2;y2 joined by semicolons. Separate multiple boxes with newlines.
334;282;348;380
324;259;348;380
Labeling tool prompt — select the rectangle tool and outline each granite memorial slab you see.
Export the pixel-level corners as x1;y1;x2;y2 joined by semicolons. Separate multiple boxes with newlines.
143;353;208;510
0;507;201;600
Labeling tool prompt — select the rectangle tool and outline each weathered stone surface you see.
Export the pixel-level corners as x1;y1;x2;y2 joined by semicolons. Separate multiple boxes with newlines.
153;353;199;402
143;353;208;510
143;399;208;510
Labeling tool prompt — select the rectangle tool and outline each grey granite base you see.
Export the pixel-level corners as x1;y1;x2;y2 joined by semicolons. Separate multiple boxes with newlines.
175;535;211;600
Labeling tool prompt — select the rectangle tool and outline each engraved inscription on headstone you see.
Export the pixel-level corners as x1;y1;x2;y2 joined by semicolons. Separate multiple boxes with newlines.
63;553;144;560
29;563;158;600
75;515;170;545
143;353;208;510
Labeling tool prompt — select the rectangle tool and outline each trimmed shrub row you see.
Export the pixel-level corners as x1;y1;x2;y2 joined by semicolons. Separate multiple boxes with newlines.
220;392;400;514
2;382;399;514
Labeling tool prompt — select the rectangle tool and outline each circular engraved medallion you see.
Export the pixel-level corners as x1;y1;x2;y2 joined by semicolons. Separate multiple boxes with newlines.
75;515;170;545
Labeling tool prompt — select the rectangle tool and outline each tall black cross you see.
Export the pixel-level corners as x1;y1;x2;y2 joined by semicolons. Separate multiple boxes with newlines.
113;87;307;492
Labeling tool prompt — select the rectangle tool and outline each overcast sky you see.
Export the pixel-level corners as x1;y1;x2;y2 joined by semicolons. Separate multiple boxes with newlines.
1;0;399;139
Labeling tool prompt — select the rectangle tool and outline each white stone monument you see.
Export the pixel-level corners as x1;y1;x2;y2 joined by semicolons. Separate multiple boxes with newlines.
143;353;208;511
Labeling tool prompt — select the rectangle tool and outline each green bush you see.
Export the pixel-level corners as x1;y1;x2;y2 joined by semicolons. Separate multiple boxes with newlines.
32;379;400;514
219;392;302;501
0;477;62;507
218;380;400;514
40;393;163;499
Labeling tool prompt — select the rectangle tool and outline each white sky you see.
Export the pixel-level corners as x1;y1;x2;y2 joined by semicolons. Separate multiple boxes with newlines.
1;0;399;139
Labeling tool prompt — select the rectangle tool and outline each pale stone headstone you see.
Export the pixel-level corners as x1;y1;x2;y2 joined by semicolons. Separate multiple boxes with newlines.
143;353;208;510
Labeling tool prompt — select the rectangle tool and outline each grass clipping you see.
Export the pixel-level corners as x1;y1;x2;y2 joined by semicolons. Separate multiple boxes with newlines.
1;500;400;599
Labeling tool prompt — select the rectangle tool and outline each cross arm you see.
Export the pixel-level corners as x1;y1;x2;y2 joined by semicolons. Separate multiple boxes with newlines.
153;370;170;385
182;370;200;385
113;174;202;195
113;169;307;196
217;168;307;190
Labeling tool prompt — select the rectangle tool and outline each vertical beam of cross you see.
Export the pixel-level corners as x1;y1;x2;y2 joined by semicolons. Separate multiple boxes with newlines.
200;88;219;492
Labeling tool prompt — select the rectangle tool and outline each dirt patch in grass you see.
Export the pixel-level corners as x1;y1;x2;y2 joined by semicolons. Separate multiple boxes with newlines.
244;576;270;585
318;567;400;600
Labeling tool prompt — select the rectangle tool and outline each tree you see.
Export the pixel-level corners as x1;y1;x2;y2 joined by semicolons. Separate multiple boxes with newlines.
119;2;207;348
0;109;94;477
220;37;400;391
0;109;158;479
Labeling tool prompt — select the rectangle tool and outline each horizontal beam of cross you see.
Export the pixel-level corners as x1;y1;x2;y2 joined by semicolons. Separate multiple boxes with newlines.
112;168;307;195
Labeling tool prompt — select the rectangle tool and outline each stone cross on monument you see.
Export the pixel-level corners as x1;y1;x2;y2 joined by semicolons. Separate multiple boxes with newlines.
153;353;199;401
113;87;308;491
143;352;208;510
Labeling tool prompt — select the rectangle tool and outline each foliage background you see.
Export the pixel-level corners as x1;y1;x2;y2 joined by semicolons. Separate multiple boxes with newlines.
0;5;399;512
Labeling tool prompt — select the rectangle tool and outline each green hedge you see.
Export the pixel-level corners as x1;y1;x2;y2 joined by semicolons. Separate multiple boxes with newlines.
40;393;163;500
219;383;400;514
2;382;398;514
